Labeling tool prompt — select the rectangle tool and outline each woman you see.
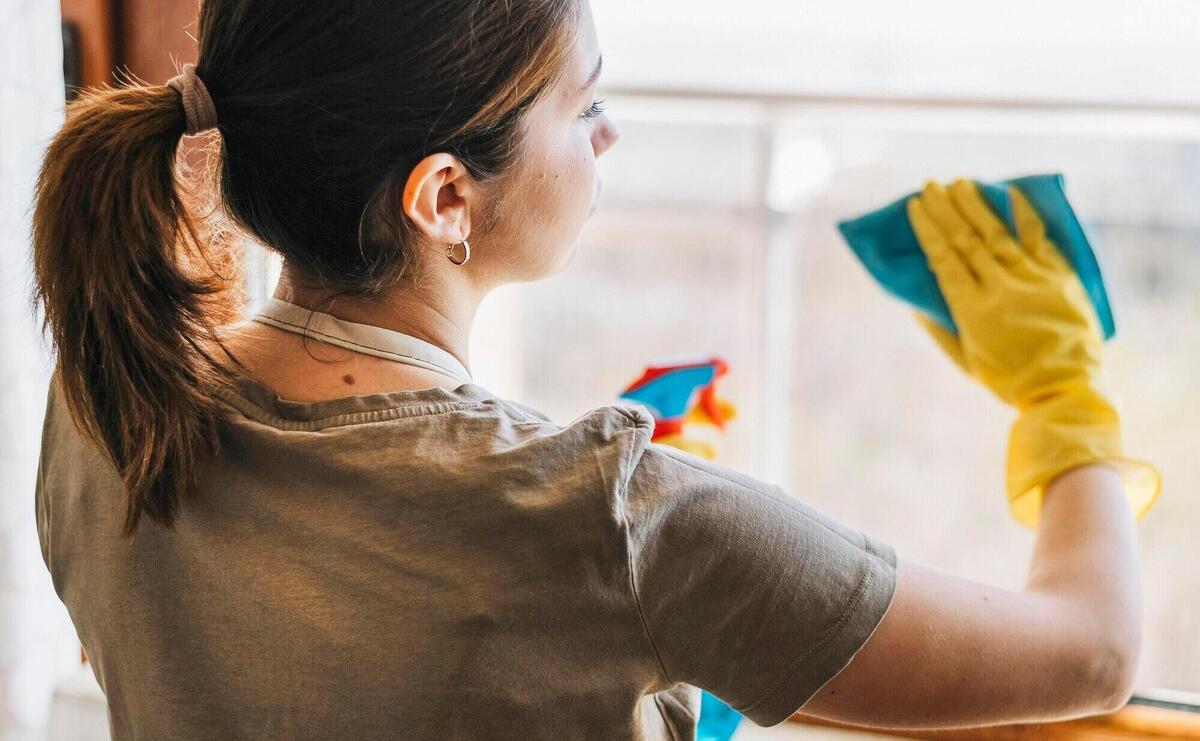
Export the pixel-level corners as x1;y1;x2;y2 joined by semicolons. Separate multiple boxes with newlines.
32;0;1157;738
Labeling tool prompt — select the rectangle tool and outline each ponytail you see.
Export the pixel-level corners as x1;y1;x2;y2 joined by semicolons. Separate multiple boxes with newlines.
32;82;242;538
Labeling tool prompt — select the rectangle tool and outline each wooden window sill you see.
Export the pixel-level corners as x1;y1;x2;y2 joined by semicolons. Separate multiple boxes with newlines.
788;691;1200;739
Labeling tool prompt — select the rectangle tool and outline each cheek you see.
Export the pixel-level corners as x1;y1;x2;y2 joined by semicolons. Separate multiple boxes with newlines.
573;134;597;197
555;133;595;200
527;136;595;218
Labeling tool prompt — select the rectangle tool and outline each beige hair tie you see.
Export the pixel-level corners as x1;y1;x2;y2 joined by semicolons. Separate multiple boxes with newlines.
166;63;218;135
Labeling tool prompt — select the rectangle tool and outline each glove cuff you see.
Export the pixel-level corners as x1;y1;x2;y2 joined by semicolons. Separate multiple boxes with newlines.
1006;384;1162;530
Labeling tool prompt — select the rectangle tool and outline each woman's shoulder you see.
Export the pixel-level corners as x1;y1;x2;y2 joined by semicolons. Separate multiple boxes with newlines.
483;397;659;491
529;398;656;442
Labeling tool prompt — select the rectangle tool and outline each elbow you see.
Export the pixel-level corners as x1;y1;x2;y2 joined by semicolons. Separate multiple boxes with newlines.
1087;634;1141;714
1097;656;1137;713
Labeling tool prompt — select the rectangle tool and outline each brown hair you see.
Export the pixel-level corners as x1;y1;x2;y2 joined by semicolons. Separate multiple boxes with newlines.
32;0;580;537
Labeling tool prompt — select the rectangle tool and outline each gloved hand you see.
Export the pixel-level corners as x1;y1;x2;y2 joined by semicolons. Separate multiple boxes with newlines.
906;179;1160;530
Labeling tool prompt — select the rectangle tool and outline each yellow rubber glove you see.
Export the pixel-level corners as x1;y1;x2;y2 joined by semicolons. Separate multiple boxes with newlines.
906;179;1161;530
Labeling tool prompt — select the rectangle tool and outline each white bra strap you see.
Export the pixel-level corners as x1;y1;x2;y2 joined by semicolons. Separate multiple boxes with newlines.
250;298;473;385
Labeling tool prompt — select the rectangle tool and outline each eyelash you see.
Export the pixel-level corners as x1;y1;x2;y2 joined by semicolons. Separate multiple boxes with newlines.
582;98;607;120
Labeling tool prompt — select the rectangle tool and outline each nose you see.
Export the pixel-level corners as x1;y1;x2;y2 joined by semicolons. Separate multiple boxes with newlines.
595;115;620;156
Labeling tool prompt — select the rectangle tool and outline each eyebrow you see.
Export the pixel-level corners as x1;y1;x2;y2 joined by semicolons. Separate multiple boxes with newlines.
581;54;603;92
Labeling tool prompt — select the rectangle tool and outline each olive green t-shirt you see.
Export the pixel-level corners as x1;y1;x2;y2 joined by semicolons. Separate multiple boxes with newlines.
36;369;898;740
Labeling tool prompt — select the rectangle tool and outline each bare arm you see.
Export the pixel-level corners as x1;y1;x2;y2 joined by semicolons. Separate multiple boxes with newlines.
796;463;1143;730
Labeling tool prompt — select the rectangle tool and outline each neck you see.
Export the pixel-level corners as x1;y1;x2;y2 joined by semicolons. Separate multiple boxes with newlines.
272;265;484;376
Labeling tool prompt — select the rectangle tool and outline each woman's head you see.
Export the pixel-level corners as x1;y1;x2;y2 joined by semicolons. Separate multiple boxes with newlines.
32;0;616;536
202;0;615;292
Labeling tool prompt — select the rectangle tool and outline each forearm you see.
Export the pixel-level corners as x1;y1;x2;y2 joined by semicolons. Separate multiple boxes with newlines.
1023;464;1144;703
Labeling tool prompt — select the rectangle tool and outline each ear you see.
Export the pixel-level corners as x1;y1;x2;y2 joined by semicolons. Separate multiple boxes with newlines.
401;153;474;245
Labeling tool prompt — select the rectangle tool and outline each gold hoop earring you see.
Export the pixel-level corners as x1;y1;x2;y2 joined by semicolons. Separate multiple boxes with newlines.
447;239;471;266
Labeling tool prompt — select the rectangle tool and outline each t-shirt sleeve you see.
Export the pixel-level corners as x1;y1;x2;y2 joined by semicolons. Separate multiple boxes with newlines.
35;370;59;573
613;406;899;728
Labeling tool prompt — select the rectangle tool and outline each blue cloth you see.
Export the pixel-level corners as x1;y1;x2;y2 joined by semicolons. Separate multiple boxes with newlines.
697;691;742;741
836;174;1116;340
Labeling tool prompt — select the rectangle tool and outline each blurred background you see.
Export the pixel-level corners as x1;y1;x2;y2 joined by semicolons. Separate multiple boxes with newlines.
2;0;1197;739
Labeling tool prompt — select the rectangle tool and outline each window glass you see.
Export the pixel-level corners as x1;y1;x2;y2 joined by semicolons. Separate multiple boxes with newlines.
480;97;1200;694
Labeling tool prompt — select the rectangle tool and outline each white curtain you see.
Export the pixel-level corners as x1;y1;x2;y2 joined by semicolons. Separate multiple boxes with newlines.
0;0;82;738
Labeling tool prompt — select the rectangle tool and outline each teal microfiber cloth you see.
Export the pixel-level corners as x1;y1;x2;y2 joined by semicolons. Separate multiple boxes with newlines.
836;173;1116;340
